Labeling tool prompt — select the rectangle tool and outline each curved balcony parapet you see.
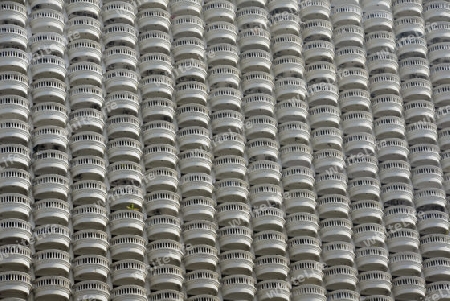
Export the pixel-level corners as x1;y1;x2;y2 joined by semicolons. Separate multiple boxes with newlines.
392;276;425;300
0;271;31;298
392;0;422;17
149;264;183;291
206;21;237;45
72;254;109;281
302;19;332;42
33;224;70;251
318;194;350;219
103;1;135;26
146;215;181;241
148;290;184;301
69;84;102;109
170;0;202;16
72;204;108;231
384;205;417;229
311;127;343;150
111;259;147;286
218;226;252;252
0;169;30;194
111;285;146;301
71;180;107;206
291;284;327;301
389;251;422;277
33;198;68;226
424;1;450;22
33;249;70;276
73;280;110;301
324;265;358;291
300;0;330;20
72;229;108;256
0;244;31;271
215;178;249;202
221;275;256;301
104;23;137;48
138;30;170;54
333;24;364;48
29;9;64;34
353;223;386;248
147;239;183;266
137;8;170;31
322;241;354;266
184;244;218;271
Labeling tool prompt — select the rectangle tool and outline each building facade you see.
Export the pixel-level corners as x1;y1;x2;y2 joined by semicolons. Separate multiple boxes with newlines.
0;0;450;300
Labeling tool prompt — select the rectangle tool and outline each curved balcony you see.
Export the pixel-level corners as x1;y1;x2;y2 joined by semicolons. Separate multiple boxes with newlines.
411;144;440;171
248;160;281;185
236;6;267;28
137;8;169;31
139;53;170;77
379;160;410;184
319;218;352;243
305;61;336;84
138;30;170;54
0;219;31;245
180;173;213;197
377;138;409;162
0;48;28;74
426;282;450;301
270;12;300;35
399;58;429;83
109;210;144;236
66;0;100;17
0;95;28;122
439;128;450;151
358;271;392;296
213;155;246;180
333;24;364;49
29;9;64;34
397;36;428;60
141;74;173;98
335;47;365;71
342;111;373;135
351;200;383;226
0;2;26;27
107;116;139;141
71;156;105;182
274;78;307;103
183;220;217;246
208;66;240;90
170;0;202;16
414;188;446;211
322;241;354;267
150;290;185;301
0;169;29;197
149;264;184;291
31;103;67;128
73;280;110;301
206;21;237;45
210;110;243;134
212;132;245;156
147;239;182;266
68;16;101;41
300;0;331;20
33;249;70;276
72;255;109;281
219;250;253;277
340;90;370;116
424;1;450;22
103;23;137;48
216;202;250;227
384;205;416;230
431;63;450;86
272;55;304;78
33;198;68;226
218;226;252;251
318;194;350;219
104;69;139;93
348;177;380;201
279;144;311;168
146;215;181;240
68;62;102;87
389;251;422;277
278;121;310;146
392;276;425;301
307;82;339;107
111;285;146;301
421;234;450;258
254;255;288;281
387;228;420;253
0;244;31;272
412;165;442;189
311;127;342;151
141;98;174;123
276;99;308;125
362;10;393;31
374;116;405;140
71;180;106;206
184;244;219;271
365;30;396;55
0;72;27;98
343;133;375;157
111;259;147;286
72;204;108;231
33;276;71;301
207;43;238;68
346;154;378;178
145;190;179;216
292;284;327;301
284;212;317;236
29;32;64;56
253;230;287;256
72;230;108;256
367;52;398;75
355;243;388;272
417;211;449;235
240;49;271;74
309;105;339;129
144;167;178;192
102;0;135;25
243;115;276;141
107;138;142;164
332;4;361;26
0;193;30;221
107;161;143;186
30;54;66;80
68;84;102;110
71;131;105;158
142;146;177;172
302;19;332;42
0;271;31;299
215;178;249;203
32;174;69;201
174;58;207;83
394;15;424;37
256;280;290;301
392;0;422;17
402;78;433;103
0;24;27;50
353;223;386;248
0;144;29;170
172;37;204;61
338;67;369;90
253;207;285;232
221;275;255;301
288;236;321;261
247;138;278;162
69;108;104;134
324;266;358;291
172;15;204;39
175;82;208;107
185;270;220;295
281;166;314;190
33;224;70;251
249;184;282;207
429;42;450;64
425;21;450;44
239;29;271;54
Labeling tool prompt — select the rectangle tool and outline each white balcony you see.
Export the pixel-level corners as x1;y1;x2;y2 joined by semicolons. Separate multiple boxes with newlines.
0;219;31;245
34;276;71;301
170;0;202;16
428;42;450;64
30;54;66;80
305;61;335;84
414;188;446;210
348;177;380;201
355;246;389;272
333;25;364;48
219;250;253;276
412;165;442;189
180;173;213;197
145;190;180;216
145;167;178;192
71;180;106;206
141;74;174;98
31;103;67;128
174;58;207;82
0;48;27;74
363;10;393;32
30;9;64;33
417;211;449;235
217;202;250;227
322;242;354;267
374;116;405;140
108;161;143;186
183;220;217;246
272;55;304;78
0;271;31;299
212;132;245;156
107;184;143;211
431;63;450;86
279;144;312;170
111;259;147;286
0;244;31;272
143;144;177;170
33;198;68;225
254;255;288;281
221;275;256;301
351;200;383;226
151;290;185;301
139;53;170;77
400;57;429;82
247;138;279;162
209;65;240;89
138;30;170;54
402;78;433;102
342;111;372;135
392;0;422;17
0;72;27;98
206;21;238;45
107;115;140;141
72;204;108;231
218;226;253;251
441;150;450;172
73;280;109;301
278;121;310;146
343;132;376;157
146;215;181;240
104;23;137;48
426;21;450;44
300;0;330;20
185;270;220;295
71;156;106;181
149;265;184;291
111;285;146;301
236;6;267;28
0;2;26;26
288;236;321;261
0;144;29;170
303;19;332;42
410;143;440;171
424;1;450;22
379;160;410;184
175;81;208;106
397;36;428;60
211;110;243;134
0;24;27;50
180;196;216;222
215;178;249;202
387;228;420;252
394;16;424;38
69;84;102;110
141;98;174;123
392;276;425;301
332;4;361;26
137;8;169;31
285;212;318;236
253;230;287;256
311;127;342;150
72;230;108;256
377;138;409;161
275;77;307;102
253;207;285;232
68;16;101;41
0;95;28;121
347;154;378;178
107;138;142;164
307;82;339;107
249;184;282;207
439;128;450;151
324;266;358;291
147;239;183;265
309;105;339;129
282;166;314;190
319;218;352;243
103;0;135;25
384;205;416;229
318;194;350;219
33;174;69;200
248;160;281;185
69;108;104;134
365;31;396;55
240;49;271;73
184;244;218;271
0;193;30;221
33;224;70;251
358;271;392;296
353;223;386;248
73;255;109;281
245;115;277;140
30;32;64;56
68;62;102;87
426;282;450;301
207;43;238;67
389;251;422;277
213;155;246;180
421;234;450;258
172;37;204;61
339;67;369;90
270;12;300;35
33;249;70;276
204;0;235;23
291;284;327;301
109;210;144;236
367;52;398;75
66;0;100;17
104;69;139;93
257;280;290;301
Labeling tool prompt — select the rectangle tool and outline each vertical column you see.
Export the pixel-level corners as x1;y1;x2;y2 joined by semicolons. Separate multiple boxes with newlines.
0;0;33;300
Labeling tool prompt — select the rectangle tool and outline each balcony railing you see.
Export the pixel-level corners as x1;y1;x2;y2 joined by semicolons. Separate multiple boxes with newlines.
184;244;218;271
389;251;422;277
103;1;135;26
318;194;350;219
0;271;31;298
322;241;355;266
392;276;425;300
72;204;108;231
185;270;220;295
147;239;183;266
149;265;184;291
219;250;253;276
324;265;358;291
73;280;110;301
71;180;107;206
0;169;30;194
111;259;147;286
72;229;108;256
221;275;256;301
253;230;286;256
0;244;31;272
72;255;109;281
33;249;70;276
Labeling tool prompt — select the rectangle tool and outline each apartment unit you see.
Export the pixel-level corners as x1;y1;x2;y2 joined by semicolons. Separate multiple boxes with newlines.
0;0;449;300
